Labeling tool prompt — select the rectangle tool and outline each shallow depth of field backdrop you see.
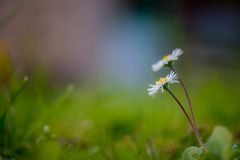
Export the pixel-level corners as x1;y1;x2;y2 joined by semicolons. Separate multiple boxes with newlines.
0;0;240;159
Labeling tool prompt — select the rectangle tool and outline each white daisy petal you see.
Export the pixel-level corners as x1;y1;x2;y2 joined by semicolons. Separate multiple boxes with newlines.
171;48;183;60
147;84;162;96
147;71;179;97
170;80;178;84
166;71;178;83
151;61;165;72
151;48;183;72
167;55;175;61
160;86;164;93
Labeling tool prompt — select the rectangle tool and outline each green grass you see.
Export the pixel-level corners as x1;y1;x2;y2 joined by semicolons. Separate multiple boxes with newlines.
1;71;240;159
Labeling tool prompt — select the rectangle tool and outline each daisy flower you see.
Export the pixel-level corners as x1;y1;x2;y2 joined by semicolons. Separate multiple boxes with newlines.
147;71;179;96
152;48;183;72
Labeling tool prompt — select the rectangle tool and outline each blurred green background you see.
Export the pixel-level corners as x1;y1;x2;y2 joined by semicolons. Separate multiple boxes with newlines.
0;0;240;159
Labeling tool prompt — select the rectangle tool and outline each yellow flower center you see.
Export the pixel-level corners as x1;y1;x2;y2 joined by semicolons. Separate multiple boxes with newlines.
156;77;167;85
162;55;170;61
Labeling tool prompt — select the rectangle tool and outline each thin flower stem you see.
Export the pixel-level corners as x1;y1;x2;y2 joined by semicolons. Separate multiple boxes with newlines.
164;87;204;146
171;67;202;141
179;77;201;137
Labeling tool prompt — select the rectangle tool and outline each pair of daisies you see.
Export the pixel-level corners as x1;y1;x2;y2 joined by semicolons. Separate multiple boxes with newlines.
148;48;183;96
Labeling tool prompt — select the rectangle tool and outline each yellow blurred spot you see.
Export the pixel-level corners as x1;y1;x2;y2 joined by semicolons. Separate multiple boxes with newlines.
162;55;170;61
156;77;167;85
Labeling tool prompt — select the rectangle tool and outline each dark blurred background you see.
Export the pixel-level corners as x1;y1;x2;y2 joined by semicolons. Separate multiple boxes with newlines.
0;0;239;85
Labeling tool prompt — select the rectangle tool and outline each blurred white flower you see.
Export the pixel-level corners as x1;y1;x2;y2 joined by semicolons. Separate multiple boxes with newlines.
43;125;50;133
36;136;44;143
147;71;179;96
23;76;29;82
151;48;183;72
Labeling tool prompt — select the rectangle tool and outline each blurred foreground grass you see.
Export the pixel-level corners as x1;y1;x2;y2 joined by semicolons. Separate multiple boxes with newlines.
1;70;240;160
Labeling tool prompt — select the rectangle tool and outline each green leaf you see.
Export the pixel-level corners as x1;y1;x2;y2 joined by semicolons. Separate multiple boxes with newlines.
206;125;232;160
182;146;205;160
